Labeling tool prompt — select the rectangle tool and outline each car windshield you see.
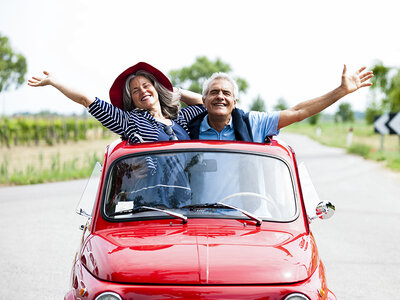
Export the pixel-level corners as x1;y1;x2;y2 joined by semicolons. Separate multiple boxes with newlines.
103;151;297;222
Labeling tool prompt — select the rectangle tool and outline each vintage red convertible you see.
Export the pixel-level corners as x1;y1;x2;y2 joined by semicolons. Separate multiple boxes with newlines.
65;138;336;300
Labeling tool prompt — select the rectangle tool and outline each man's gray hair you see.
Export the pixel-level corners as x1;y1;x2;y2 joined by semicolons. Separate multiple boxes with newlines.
122;70;180;119
202;72;239;100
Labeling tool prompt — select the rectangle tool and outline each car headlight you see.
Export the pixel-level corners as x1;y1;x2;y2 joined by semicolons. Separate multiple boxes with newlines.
284;293;310;300
95;291;122;300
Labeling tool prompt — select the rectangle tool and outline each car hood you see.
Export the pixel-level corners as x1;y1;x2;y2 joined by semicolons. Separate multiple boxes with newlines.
81;222;318;284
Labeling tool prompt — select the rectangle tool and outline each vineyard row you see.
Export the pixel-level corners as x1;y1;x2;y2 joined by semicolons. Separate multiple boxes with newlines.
0;117;111;147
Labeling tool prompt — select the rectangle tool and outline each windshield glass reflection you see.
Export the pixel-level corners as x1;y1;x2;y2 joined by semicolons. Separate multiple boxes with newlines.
104;151;296;221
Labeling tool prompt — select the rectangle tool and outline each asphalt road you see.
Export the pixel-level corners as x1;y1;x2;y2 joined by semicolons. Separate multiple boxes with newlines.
0;180;87;299
280;132;400;300
0;132;399;299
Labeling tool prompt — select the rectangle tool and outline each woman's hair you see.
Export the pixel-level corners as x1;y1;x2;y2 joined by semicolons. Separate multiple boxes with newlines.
202;72;239;100
122;70;180;118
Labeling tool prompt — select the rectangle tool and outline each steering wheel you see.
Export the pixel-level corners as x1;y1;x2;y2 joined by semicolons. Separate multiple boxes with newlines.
219;192;279;217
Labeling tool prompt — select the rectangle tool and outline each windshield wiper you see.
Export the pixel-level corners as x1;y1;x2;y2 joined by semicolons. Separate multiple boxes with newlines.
180;202;262;226
109;206;187;224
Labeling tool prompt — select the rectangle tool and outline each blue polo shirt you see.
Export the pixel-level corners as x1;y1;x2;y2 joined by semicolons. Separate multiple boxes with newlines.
198;111;280;142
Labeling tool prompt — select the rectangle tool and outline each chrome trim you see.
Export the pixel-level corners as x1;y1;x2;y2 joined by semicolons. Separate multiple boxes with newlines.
95;291;122;300
283;293;310;300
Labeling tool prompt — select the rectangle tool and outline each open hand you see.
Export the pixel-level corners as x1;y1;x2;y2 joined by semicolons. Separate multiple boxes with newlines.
341;65;374;94
27;71;53;87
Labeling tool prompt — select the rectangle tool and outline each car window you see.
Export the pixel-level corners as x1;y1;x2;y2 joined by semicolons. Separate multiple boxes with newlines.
103;151;296;221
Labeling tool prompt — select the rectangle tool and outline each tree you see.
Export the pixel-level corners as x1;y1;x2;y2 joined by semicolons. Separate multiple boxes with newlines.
273;97;288;111
308;113;320;125
0;33;27;93
387;71;400;112
169;56;248;96
249;95;266;112
370;61;400;113
334;102;354;123
365;100;383;124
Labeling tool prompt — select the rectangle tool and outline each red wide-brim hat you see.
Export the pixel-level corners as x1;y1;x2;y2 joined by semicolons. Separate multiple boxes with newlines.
109;62;173;109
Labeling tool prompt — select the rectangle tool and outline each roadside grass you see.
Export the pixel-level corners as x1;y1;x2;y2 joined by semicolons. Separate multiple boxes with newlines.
283;121;400;172
0;136;118;186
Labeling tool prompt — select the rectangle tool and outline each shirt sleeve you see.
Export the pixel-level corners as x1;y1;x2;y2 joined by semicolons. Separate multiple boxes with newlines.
248;111;280;143
177;105;206;122
88;98;129;137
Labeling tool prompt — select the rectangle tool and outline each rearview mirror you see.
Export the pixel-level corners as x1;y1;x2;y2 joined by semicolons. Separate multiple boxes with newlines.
310;201;335;221
186;159;217;172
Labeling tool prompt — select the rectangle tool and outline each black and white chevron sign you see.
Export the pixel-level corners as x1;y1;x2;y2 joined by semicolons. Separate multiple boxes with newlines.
374;113;400;135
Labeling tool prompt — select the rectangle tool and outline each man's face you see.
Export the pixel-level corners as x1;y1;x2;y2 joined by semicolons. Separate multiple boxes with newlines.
203;78;237;118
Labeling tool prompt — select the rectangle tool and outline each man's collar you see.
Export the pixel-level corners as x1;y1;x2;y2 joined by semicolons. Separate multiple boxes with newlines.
200;115;233;132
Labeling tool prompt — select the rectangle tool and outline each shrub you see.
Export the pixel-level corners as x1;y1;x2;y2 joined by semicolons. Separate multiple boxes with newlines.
347;143;372;158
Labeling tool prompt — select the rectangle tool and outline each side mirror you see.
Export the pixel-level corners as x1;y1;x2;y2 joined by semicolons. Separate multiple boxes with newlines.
310;201;335;221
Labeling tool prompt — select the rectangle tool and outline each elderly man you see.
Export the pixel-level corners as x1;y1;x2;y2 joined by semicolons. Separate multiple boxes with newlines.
188;65;373;142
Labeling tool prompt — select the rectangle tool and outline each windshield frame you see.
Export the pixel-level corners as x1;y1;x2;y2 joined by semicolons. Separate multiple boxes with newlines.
100;148;300;224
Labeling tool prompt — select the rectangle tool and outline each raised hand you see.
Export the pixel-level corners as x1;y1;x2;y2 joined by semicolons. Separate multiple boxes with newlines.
341;65;374;94
28;71;53;87
27;70;93;107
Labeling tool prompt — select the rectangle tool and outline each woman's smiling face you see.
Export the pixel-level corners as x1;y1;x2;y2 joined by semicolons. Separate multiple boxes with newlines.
129;75;160;110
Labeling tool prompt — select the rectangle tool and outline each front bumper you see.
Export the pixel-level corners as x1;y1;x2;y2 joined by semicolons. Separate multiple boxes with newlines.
65;260;336;300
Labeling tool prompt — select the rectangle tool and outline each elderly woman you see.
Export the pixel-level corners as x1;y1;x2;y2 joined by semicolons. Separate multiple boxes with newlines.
28;62;205;143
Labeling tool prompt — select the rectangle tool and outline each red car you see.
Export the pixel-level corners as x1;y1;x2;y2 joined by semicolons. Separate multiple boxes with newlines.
65;138;336;300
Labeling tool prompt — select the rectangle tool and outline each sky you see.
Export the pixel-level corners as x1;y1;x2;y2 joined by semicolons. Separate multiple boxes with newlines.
1;0;399;116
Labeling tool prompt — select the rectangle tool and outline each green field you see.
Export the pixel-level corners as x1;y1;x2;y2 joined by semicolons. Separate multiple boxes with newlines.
284;121;400;172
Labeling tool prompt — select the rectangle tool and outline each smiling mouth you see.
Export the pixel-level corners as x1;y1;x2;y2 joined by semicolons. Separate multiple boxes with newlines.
141;95;151;101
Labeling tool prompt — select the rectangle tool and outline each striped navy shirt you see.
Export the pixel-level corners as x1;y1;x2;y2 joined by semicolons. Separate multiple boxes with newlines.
88;98;206;143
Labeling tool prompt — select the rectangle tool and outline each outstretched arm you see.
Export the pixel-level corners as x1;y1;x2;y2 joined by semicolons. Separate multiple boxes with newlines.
28;71;94;108
277;65;373;130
